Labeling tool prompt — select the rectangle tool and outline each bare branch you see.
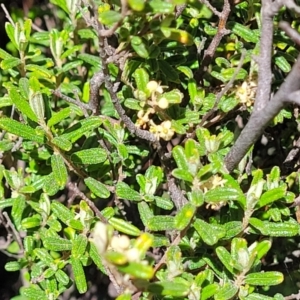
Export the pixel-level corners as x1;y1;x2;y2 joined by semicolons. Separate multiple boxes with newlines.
199;0;222;16
200;50;247;127
51;89;90;117
67;182;108;224
0;211;24;254
285;291;300;300
98;0;128;37
196;0;231;76
224;53;300;172
1;4;15;26
253;0;276;112
279;21;300;46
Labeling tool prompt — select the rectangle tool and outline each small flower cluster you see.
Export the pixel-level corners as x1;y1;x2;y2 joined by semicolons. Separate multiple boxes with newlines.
135;80;180;141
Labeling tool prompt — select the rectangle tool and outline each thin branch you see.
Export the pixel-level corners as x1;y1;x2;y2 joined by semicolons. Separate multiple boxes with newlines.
0;211;24;254
67;182;108;224
279;21;300;46
1;4;15;26
98;0;128;37
253;0;277;112
51;89;90;117
224;52;300;172
285;291;300;300
196;0;231;77
199;0;222;16
89;71;104;114
200;50;247;127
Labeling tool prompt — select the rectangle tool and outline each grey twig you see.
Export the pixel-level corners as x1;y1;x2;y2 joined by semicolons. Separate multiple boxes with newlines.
67;182;108;224
279;21;300;46
98;0;128;37
224;52;300;172
196;0;231;76
200;50;247;127
89;71;104;115
253;0;277;112
285;291;300;300
0;211;24;254
51;89;90;117
224;2;300;172
1;4;15;26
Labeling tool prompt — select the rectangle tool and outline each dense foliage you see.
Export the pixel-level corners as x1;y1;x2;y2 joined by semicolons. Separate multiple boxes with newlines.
1;0;300;299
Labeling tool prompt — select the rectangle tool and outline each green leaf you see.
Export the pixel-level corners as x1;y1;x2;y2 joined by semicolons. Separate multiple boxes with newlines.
47;107;72;127
0;118;44;143
177;66;193;79
147;216;175;231
193;219;224;246
255;240;272;260
12;195;26;229
160;27;194;46
78;53;101;69
61;116;102;142
274;55;291;73
51;153;68;188
9;88;38;122
26;64;53;78
55;269;70;285
118;262;154;279
134;68;149;93
51;136;72;151
59;60;83;74
71;148;107;164
201;283;219;300
227;21;259;43
5;22;18;49
128;0;145;11
5;261;22;271
0;48;13;59
216;246;235;275
1;57;21;69
138;201;154;227
174;203;196;230
187;190;204;207
72;234;88;257
71;256;87;294
29;91;45;121
249;218;299;237
131;36;149;58
154;196;174;210
21;216;42;229
89;242;106;274
98;10;122;26
148;281;190;297
245;271;284;286
51;201;74;224
43;237;72;251
116;182;142;201
245;293;274;300
84;177;110;199
214;282;238;300
34;248;54;265
205;186;245;203
222;221;243;239
256;187;286;208
172;145;189;170
109;217;141;236
158;60;179;82
43;173;61;196
22;287;47;300
172;168;194;182
124;98;143;110
0;198;15;209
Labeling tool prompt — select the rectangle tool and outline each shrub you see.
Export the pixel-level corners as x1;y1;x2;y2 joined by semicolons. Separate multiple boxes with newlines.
1;0;300;299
